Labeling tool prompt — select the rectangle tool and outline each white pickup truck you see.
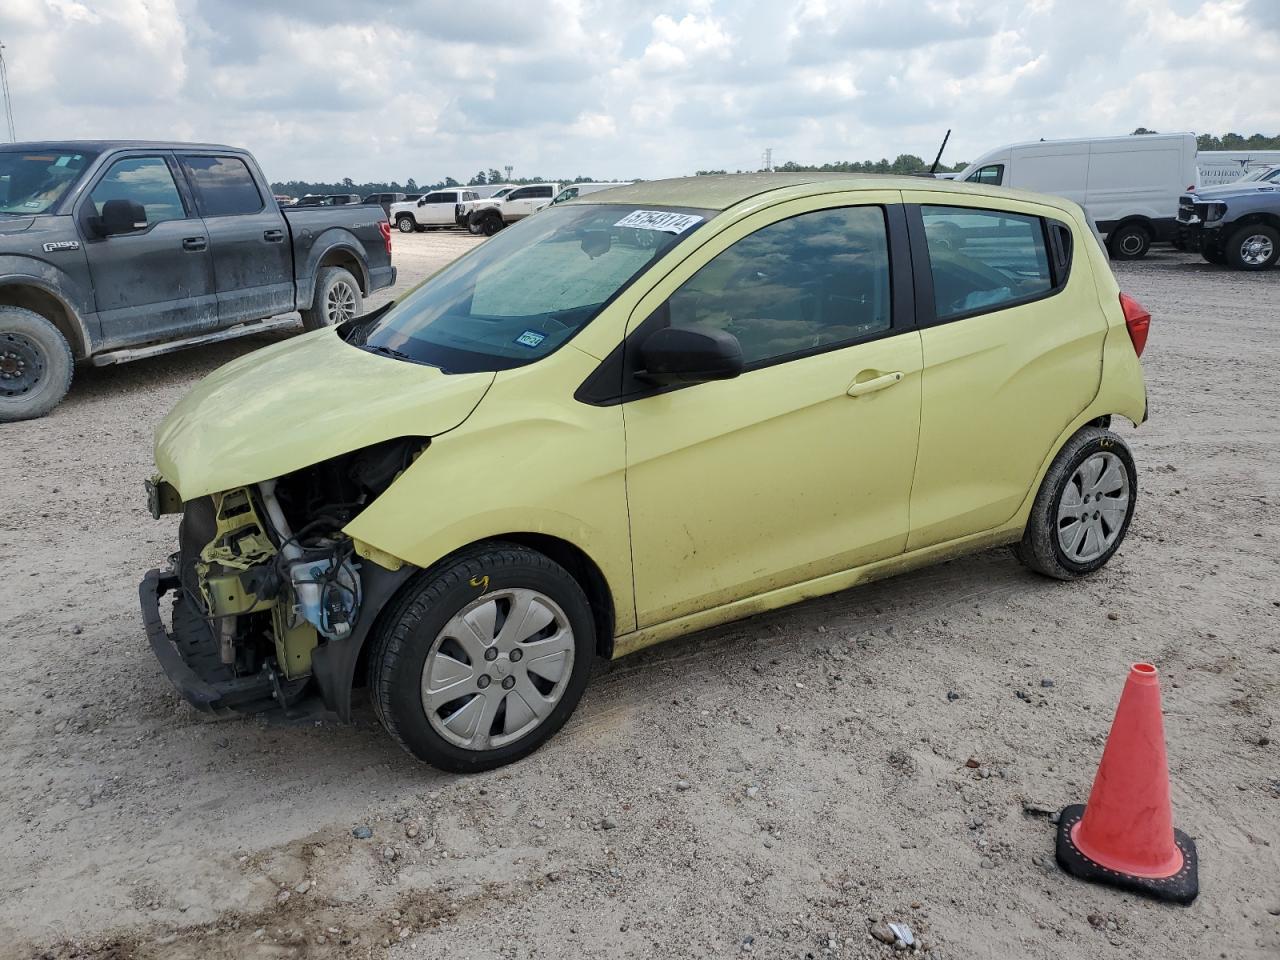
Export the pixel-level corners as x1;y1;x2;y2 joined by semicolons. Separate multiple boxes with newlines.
390;187;481;233
459;183;562;235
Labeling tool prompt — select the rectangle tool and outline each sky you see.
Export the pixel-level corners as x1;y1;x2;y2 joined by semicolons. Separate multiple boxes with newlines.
1;0;1278;184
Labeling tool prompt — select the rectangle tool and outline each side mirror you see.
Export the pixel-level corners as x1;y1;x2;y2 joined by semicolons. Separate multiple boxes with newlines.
99;198;147;237
417;197;428;206
638;324;743;385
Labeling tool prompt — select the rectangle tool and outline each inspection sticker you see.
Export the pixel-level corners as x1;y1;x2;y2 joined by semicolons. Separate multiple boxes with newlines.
514;330;547;348
614;210;704;234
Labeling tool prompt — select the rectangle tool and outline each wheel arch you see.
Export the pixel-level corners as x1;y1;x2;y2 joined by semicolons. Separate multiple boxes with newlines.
1227;212;1280;233
0;280;92;359
1107;216;1154;242
316;245;370;294
333;532;618;722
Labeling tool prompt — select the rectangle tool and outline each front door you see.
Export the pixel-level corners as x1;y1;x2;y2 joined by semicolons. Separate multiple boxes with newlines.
622;195;924;628
418;192;457;225
179;154;294;328
79;153;217;349
900;193;1107;550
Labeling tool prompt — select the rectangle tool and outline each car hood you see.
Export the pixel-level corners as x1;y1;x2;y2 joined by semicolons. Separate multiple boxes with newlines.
0;216;34;235
155;328;495;500
1193;183;1279;199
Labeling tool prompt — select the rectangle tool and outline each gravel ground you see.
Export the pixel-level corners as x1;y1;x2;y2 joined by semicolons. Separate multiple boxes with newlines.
0;236;1276;960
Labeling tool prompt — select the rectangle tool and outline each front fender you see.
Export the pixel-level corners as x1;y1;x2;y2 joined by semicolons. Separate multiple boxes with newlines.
0;257;97;356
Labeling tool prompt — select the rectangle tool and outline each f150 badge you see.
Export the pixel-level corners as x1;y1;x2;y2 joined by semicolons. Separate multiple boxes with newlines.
43;240;81;253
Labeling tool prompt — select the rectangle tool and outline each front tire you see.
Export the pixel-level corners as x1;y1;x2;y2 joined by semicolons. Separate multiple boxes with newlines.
1013;427;1137;580
1224;224;1279;271
396;214;416;233
300;266;363;332
368;544;596;772
1108;223;1151;261
0;306;74;422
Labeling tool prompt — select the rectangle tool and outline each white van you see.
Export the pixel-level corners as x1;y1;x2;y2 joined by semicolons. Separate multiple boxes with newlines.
957;133;1198;259
1195;151;1280;187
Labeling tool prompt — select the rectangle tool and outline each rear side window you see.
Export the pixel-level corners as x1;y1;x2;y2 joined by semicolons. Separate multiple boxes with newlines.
667;205;892;368
920;206;1053;321
182;156;263;217
965;164;1004;186
89;156;186;226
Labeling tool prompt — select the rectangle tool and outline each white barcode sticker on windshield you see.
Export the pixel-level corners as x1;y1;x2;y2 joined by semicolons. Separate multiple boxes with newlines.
614;210;704;234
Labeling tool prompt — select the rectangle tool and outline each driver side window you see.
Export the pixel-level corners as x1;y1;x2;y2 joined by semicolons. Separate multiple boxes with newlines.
89;156;186;227
666;206;892;368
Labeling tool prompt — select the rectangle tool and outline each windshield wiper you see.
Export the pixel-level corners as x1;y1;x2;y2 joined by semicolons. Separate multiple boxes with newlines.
362;343;414;362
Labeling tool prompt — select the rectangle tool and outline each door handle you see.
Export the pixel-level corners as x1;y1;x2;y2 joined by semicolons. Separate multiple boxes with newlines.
263;229;285;243
846;370;904;398
182;236;208;252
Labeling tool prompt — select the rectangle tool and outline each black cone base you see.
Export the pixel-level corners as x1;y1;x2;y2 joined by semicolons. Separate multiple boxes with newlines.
1055;804;1199;905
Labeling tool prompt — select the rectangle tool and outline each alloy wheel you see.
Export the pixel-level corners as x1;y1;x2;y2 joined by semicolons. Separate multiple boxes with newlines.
421;589;575;751
1239;233;1274;266
1057;452;1130;563
325;281;357;324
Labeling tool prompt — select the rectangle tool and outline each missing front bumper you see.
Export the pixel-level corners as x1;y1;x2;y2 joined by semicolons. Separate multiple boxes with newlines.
139;568;306;715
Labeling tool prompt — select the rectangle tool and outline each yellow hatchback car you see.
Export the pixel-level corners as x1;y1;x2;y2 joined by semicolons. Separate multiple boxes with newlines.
141;174;1151;771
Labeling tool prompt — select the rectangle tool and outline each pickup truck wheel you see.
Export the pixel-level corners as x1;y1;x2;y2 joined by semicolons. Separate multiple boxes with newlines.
1225;224;1278;270
1107;223;1151;260
480;215;504;237
467;217;486;235
1202;244;1226;265
301;267;363;331
0;306;74;422
368;543;595;772
395;214;416;233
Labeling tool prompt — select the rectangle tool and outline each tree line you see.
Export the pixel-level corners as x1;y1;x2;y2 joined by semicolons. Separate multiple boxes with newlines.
271;131;1278;196
269;171;621;198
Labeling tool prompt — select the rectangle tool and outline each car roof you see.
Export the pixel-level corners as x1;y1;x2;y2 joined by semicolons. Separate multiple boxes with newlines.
576;173;1078;213
0;139;240;153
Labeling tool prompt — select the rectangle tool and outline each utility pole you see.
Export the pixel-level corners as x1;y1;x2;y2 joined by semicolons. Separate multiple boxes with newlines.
761;147;773;172
504;164;513;181
0;43;15;142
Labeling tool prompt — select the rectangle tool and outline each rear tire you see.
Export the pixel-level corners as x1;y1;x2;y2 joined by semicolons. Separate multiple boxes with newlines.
396;214;416;233
300;267;363;332
1107;223;1151;261
368;543;595;772
0;306;74;422
1224;224;1279;271
1013;427;1137;580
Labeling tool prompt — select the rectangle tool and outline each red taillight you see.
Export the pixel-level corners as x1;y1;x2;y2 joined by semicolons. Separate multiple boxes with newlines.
1119;292;1150;357
379;220;392;255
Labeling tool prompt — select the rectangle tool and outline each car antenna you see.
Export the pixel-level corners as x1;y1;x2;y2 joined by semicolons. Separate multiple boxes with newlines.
928;129;952;176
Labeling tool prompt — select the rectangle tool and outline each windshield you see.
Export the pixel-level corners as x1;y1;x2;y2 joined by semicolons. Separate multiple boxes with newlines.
491;188;511;199
0;150;97;215
347;203;713;373
1241;166;1280;183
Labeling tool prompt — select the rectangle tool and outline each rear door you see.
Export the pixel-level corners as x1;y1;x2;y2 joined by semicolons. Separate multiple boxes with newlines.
179;154;294;328
77;152;218;347
900;192;1105;550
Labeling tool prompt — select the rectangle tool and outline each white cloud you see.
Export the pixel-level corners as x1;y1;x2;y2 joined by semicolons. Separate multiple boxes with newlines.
0;0;1275;183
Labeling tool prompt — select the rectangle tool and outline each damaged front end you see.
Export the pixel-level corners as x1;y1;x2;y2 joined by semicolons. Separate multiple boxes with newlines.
139;437;424;719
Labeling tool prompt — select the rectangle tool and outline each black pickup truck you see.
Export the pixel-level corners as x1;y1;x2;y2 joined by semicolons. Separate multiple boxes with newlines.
0;141;396;421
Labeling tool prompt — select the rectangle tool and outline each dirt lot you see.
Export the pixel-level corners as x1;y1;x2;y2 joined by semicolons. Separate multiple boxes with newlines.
1;234;1276;960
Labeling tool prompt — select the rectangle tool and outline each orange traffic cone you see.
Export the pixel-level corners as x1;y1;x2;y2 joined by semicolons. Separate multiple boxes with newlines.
1056;663;1199;904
